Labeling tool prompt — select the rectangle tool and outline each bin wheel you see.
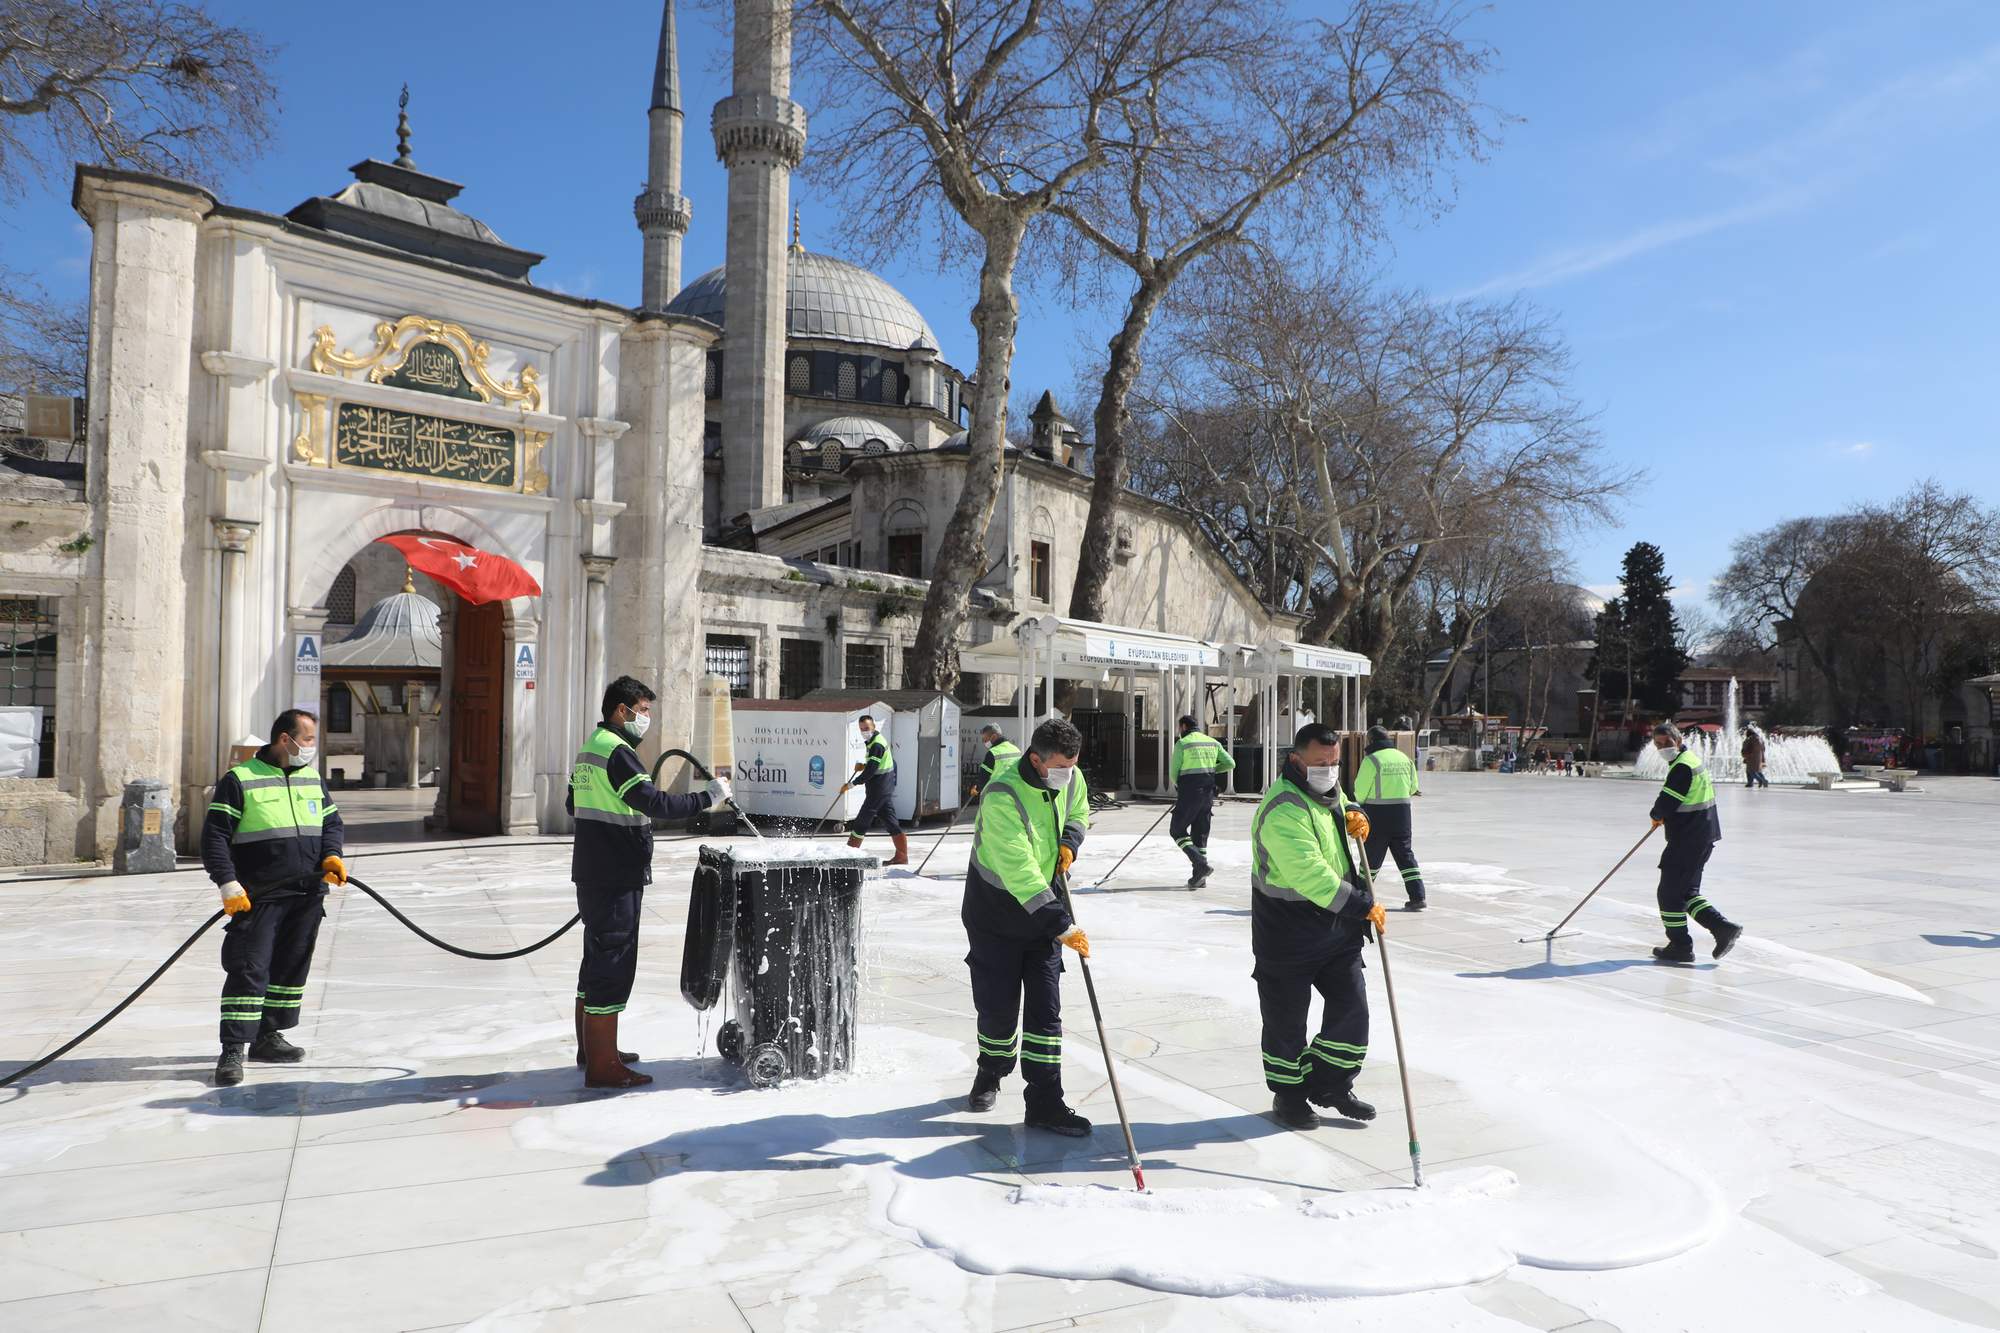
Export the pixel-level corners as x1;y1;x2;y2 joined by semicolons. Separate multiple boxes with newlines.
744;1042;789;1089
717;1019;745;1065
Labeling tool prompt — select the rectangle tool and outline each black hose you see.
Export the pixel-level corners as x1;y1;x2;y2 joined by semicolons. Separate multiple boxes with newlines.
0;909;227;1090
346;877;580;961
650;747;715;786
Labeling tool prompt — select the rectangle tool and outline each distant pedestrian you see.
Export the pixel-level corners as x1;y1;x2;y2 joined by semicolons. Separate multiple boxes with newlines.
1740;728;1769;789
1169;714;1235;887
845;713;908;866
1647;723;1743;965
1355;725;1426;911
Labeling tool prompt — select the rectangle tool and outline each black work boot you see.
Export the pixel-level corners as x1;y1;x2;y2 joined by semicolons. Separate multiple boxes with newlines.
248;1031;305;1063
1188;849;1211;889
214;1043;246;1086
1317;1085;1377;1122
1709;921;1744;960
1405;892;1427;912
1270;1090;1319;1129
968;1068;1002;1112
1024;1093;1092;1137
1652;937;1697;965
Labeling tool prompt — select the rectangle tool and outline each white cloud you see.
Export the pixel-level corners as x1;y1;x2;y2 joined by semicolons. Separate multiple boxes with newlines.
1825;440;1876;458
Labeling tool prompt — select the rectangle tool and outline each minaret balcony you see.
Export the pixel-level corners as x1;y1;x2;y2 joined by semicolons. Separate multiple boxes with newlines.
634;188;693;233
712;93;808;168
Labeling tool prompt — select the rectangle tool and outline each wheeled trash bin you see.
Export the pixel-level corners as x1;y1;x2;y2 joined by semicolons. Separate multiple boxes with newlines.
681;844;877;1087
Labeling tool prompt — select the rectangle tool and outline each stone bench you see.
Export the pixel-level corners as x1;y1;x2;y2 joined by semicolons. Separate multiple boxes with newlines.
1809;772;1841;791
1876;769;1918;792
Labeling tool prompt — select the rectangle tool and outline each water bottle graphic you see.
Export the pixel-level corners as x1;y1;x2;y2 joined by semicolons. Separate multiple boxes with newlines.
808;754;826;789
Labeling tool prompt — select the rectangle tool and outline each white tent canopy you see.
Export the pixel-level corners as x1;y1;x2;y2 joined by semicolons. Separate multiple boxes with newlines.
959;616;1368;798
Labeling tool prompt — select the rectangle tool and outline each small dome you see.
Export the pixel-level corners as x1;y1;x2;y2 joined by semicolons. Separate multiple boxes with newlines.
322;588;443;670
666;249;939;351
795;415;908;454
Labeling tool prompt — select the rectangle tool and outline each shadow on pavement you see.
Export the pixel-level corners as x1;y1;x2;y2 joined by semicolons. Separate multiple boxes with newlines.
1457;957;1714;980
1923;930;2000;949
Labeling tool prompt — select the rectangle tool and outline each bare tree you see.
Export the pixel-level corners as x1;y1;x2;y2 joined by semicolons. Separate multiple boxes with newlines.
1715;514;1866;723
0;268;87;394
1408;530;1549;730
798;0;1220;688
0;0;275;197
1059;0;1493;623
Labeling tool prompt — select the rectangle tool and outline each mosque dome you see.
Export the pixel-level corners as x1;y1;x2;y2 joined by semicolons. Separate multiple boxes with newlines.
322;581;443;671
795;416;908;454
666;249;939;351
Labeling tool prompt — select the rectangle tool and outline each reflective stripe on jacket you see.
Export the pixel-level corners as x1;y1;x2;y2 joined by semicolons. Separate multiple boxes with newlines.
1648;746;1722;845
977;739;1021;786
1356;746;1420;804
1250;770;1361;963
567;724;712;888
1169;731;1236;786
200;752;343;892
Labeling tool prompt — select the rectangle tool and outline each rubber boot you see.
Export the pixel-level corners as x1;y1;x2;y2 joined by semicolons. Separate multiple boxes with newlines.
574;997;636;1067
887;833;910;866
846;835;864;850
1653;930;1697;965
248;1031;304;1063
214;1043;245;1086
582;1013;651;1090
968;1068;1002;1112
1189;846;1211;889
1709;920;1744;960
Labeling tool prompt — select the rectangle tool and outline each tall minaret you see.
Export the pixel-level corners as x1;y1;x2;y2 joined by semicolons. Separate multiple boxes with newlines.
713;0;807;521
634;1;692;309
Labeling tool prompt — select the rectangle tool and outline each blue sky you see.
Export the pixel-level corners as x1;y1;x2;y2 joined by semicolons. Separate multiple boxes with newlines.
4;1;1996;620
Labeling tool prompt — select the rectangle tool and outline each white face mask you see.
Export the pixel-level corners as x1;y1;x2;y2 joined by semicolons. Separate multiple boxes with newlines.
1042;762;1075;789
1304;766;1339;794
627;710;652;739
288;740;317;768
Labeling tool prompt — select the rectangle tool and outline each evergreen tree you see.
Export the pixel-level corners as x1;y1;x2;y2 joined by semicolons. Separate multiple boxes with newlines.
1617;542;1689;714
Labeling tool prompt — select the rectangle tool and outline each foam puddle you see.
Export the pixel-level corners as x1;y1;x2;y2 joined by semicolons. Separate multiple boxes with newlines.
888;1126;1725;1299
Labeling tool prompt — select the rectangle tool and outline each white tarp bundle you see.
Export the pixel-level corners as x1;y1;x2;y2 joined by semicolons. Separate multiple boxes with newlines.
0;706;43;778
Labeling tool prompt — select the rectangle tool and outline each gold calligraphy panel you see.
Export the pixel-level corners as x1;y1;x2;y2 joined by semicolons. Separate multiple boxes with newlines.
333;403;518;489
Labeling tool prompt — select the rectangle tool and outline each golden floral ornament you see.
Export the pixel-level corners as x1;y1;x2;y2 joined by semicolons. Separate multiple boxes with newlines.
523;430;550;495
291;393;328;464
308;316;543;413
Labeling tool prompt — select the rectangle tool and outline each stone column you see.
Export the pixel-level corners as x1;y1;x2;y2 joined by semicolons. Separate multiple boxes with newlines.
72;168;214;857
581;554;616;710
211;519;258;772
713;0;807;523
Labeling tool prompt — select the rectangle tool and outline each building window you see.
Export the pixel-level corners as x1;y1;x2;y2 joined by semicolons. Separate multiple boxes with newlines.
844;642;884;691
887;533;924;578
705;353;721;399
881;365;899;403
955;673;983;706
788;354;811;394
837;360;858;399
326;683;354;733
704;634;754;696
779;639;823;699
1030;540;1052;602
0;595;58;778
326;566;357;625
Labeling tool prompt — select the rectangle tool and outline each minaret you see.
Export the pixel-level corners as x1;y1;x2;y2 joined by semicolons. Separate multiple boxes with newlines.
634;1;692;309
713;0;807;521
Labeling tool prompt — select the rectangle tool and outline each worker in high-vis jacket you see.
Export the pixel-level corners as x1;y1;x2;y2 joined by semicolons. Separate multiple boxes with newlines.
961;716;1094;1136
1251;721;1386;1130
970;724;1021;797
1647;722;1743;965
1169;714;1235;888
1355;725;1426;911
844;713;908;865
567;674;731;1089
200;709;346;1087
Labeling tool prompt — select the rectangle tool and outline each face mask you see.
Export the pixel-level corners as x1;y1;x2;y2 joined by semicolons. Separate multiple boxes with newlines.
627;710;652;739
1304;766;1338;794
290;741;318;768
1042;763;1075;789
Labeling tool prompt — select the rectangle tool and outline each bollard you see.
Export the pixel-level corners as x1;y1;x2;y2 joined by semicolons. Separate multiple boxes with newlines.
115;779;176;874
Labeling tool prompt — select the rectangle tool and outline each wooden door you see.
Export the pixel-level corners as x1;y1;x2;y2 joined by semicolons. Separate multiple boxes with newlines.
447;599;505;835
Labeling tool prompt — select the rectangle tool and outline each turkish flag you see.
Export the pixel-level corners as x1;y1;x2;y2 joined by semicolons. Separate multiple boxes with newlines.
375;534;542;605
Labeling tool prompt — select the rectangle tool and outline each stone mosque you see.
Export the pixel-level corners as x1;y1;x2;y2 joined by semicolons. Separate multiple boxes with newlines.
0;1;1312;866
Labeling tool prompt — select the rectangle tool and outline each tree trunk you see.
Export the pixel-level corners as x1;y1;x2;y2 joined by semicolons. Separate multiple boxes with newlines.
905;221;1026;690
1070;278;1166;623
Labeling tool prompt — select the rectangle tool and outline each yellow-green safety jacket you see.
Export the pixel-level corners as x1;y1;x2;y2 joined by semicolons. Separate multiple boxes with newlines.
1355;745;1420;804
975;738;1022;789
1169;730;1236;790
1649;745;1721;846
961;756;1090;940
567;723;712;888
200;751;343;894
1250;761;1366;963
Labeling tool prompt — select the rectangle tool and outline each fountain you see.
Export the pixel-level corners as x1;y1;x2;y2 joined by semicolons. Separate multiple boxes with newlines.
1633;677;1841;787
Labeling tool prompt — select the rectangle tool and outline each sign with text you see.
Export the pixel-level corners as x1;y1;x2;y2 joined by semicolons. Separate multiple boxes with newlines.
513;643;537;681
1079;633;1219;669
293;633;322;713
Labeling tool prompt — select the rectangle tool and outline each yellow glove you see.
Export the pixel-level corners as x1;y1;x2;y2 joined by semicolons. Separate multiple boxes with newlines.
1056;845;1075;875
218;881;251;916
320;854;348;886
1345;809;1370;842
1367;902;1387;933
1060;926;1090;959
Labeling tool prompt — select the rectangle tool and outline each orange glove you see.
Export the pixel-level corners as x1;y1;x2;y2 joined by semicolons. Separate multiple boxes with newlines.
1345;809;1370;842
320;854;348;886
1650;818;1663;830
840;783;852;794
218;881;251;916
1056;845;1075;875
1060;926;1090;958
1367;902;1387;934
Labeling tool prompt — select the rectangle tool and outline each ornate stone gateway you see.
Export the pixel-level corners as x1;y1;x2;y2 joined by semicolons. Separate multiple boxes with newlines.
291;315;549;493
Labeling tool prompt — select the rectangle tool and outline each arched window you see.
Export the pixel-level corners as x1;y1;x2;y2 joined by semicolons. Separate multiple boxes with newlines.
704;354;720;399
884;500;926;578
326;566;357;625
788;354;811;394
837;360;858;399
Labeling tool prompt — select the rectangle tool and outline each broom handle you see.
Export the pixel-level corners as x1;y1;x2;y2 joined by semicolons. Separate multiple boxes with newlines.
1543;825;1656;939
